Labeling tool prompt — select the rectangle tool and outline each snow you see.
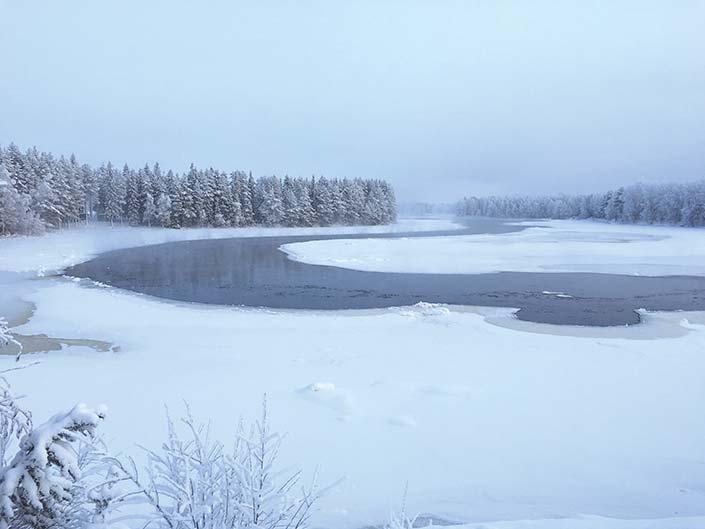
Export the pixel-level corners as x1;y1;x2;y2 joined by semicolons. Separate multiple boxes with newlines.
450;515;705;529
2;220;705;529
281;219;705;276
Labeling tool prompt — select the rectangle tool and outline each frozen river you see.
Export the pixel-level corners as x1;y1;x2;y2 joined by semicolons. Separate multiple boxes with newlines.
65;218;705;326
4;219;705;528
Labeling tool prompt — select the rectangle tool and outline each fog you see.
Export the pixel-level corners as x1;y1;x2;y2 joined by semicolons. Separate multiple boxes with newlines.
1;0;704;201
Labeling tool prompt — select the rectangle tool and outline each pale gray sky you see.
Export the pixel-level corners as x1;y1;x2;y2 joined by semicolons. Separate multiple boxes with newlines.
1;1;704;201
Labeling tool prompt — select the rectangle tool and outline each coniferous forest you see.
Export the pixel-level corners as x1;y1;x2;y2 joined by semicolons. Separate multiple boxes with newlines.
0;143;397;235
457;180;705;227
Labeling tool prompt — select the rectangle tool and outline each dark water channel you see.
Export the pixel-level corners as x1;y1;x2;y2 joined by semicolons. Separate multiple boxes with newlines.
65;218;705;326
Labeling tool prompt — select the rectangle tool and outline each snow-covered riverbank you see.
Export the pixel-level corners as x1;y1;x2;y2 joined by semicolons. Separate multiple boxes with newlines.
282;219;705;276
2;219;705;529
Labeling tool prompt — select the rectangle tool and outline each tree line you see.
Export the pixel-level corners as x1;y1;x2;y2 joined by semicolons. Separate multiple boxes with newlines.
457;180;705;226
0;143;397;235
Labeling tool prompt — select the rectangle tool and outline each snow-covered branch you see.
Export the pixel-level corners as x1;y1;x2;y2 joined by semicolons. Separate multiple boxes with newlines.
0;404;107;529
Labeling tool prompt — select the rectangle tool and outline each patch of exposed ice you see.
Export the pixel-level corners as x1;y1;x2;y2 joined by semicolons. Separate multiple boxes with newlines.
396;302;452;318
541;291;573;299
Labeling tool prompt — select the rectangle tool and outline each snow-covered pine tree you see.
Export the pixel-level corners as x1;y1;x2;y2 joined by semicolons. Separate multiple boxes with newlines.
605;187;625;221
104;163;126;225
124;167;137;225
282;176;300;226
255;176;284;226
342;178;365;225
149;162;164;199
126;168;148;226
681;181;705;227
211;170;234;227
182;164;204;227
314;177;336;226
363;180;389;225
29;151;56;226
235;171;254;225
0;404;106;529
156;193;172;228
331;179;347;224
247;173;258;225
2;144;30;195
661;185;684;224
17;147;40;199
44;156;72;227
622;183;644;223
143;192;157;226
228;172;244;226
80;164;98;221
67;154;86;223
166;171;184;228
141;164;154;200
174;177;191;228
380;180;397;223
296;177;316;226
201;168;217;226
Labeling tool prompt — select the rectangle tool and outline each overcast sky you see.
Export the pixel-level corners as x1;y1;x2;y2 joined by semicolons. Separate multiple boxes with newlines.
1;1;704;201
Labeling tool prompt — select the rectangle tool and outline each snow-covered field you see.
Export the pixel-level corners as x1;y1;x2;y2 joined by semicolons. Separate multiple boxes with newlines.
282;219;705;276
2;219;705;529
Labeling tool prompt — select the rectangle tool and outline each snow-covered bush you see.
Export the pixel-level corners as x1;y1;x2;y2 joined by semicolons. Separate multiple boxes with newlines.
2;328;114;529
385;486;418;529
0;322;30;468
0;403;107;529
0;319;18;352
0;318;22;362
386;510;417;529
0;349;115;529
113;400;323;529
0;377;31;472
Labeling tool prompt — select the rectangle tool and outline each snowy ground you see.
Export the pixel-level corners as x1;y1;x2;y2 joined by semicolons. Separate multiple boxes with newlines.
281;219;705;276
2;219;705;529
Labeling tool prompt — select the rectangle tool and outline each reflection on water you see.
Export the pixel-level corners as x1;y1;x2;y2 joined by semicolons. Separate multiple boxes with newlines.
65;219;705;326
